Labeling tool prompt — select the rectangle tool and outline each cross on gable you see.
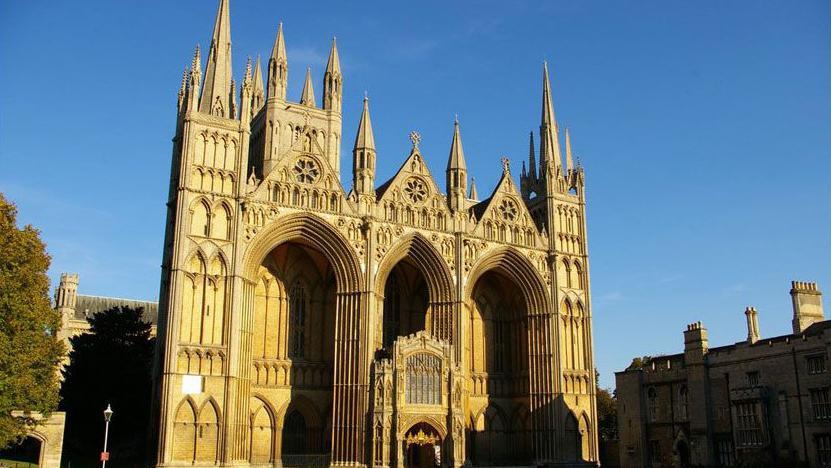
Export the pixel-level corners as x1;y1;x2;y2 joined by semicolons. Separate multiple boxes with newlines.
409;131;421;149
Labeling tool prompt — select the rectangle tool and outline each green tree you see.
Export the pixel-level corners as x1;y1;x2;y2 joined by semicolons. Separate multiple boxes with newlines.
595;370;618;441
60;306;155;467
0;193;63;447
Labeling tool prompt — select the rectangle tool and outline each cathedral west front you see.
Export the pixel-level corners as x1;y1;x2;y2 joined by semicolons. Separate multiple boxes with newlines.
152;1;598;466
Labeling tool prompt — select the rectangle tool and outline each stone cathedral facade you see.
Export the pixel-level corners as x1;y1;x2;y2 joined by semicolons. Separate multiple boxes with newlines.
152;1;598;466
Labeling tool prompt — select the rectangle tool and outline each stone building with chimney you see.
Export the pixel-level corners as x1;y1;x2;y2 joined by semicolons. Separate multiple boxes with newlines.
615;282;831;467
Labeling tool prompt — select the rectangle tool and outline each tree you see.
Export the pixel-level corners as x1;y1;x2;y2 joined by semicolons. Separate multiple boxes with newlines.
0;193;63;447
627;355;653;370
597;387;617;441
61;306;155;467
595;369;618;441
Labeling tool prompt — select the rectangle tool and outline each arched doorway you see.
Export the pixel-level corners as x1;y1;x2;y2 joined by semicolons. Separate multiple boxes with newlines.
466;270;531;466
403;423;442;468
251;242;336;464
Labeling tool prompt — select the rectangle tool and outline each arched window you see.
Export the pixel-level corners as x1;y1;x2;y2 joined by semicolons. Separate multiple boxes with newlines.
191;201;211;237
383;274;401;349
647;387;658;422
679;385;688;420
288;282;306;358
574;262;583;289
282;410;306;455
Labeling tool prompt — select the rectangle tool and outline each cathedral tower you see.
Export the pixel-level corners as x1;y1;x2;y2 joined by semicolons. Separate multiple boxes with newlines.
153;1;597;466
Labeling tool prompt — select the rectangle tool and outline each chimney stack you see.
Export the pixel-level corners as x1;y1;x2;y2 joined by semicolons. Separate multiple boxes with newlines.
744;306;760;344
791;281;823;334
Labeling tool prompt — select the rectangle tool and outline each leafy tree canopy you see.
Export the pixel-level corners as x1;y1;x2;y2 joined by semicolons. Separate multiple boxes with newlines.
0;193;63;448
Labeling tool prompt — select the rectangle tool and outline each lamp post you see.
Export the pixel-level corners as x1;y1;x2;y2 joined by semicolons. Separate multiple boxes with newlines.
101;404;113;468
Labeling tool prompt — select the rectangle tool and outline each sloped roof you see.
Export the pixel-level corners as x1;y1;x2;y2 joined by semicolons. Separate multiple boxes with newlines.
74;294;159;325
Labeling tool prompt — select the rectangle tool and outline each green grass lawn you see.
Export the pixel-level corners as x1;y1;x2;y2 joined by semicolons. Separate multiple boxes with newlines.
0;459;37;468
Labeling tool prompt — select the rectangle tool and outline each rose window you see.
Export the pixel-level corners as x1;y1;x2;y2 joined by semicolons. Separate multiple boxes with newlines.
404;177;428;204
499;199;518;221
293;158;320;184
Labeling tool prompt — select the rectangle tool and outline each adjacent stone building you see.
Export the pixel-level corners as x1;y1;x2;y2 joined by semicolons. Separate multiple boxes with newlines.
151;0;599;466
616;282;831;468
54;272;159;347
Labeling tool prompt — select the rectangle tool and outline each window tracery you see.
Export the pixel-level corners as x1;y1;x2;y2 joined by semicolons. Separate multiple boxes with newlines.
289;281;306;358
293;157;320;184
403;177;428;204
406;353;442;405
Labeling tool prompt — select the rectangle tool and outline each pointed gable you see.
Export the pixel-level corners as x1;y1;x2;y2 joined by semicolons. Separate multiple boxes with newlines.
471;164;542;248
376;144;450;229
249;124;355;216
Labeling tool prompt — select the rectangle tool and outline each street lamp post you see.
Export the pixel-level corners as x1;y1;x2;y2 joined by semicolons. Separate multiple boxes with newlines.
101;404;114;468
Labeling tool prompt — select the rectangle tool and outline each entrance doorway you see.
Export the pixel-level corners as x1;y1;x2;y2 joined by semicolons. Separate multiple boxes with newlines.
403;423;441;467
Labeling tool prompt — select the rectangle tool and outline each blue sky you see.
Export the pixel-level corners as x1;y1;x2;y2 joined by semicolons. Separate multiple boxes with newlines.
2;0;829;388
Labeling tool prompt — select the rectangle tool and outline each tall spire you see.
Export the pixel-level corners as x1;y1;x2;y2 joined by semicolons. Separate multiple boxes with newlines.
300;67;316;107
185;45;202;113
323;38;343;112
469;177;478;200
353;95;375;151
198;0;234;118
446;117;468;211
252;55;265;111
540;61;562;172
352;95;376;196
267;22;288;100
565;128;574;172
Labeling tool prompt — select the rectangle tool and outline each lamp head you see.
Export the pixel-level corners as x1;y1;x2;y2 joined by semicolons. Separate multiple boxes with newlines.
103;404;113;422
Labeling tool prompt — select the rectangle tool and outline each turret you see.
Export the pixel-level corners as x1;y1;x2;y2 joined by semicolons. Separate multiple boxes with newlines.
267;23;288;100
300;67;316;107
744;306;760;344
252;55;265;113
198;0;235;119
352;96;376;197
791;281;824;334
55;273;79;344
323;38;342;113
185;46;202;114
469;177;478;201
240;58;253;127
683;322;708;364
446;118;468;212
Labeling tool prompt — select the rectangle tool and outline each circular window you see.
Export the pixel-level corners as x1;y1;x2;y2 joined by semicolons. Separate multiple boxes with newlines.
404;177;428;204
293;157;320;184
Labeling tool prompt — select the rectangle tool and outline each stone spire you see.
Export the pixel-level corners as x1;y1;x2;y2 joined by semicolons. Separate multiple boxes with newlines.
469;177;478;200
252;55;265;112
185;45;202;113
528;131;537;181
198;0;234;118
565;128;574;172
352;96;376;196
267;22;288;100
323;38;343;112
540;61;562;174
300;67;316;107
446;117;468;211
240;58;253;125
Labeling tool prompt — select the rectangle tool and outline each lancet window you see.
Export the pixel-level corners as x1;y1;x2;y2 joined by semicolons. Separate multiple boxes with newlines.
289;281;306;359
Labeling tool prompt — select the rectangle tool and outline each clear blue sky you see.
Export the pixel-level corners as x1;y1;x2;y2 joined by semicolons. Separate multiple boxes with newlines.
2;1;829;388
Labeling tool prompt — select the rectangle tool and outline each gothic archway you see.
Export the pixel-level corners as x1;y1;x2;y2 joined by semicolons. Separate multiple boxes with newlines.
463;246;555;463
375;233;455;348
243;213;366;464
403;422;443;468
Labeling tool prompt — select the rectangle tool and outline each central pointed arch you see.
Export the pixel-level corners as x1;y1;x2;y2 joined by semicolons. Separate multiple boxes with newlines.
375;233;455;305
375;233;456;344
